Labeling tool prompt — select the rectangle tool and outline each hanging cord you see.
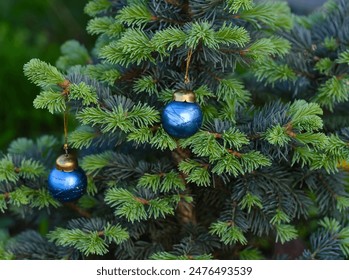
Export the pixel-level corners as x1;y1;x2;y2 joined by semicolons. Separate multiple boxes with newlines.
63;90;69;156
184;48;193;84
63;96;69;155
59;79;71;155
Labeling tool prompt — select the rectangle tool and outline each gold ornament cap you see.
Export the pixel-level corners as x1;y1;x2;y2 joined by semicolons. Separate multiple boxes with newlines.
56;153;78;172
173;89;196;103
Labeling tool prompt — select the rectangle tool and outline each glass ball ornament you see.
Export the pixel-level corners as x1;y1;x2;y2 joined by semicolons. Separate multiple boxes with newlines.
48;154;87;202
161;90;203;138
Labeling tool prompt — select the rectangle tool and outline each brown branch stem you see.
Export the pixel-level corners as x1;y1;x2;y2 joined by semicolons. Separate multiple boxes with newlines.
65;202;92;218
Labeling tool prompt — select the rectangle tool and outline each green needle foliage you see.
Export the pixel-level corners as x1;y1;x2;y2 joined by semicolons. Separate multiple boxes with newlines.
1;0;349;260
48;220;129;256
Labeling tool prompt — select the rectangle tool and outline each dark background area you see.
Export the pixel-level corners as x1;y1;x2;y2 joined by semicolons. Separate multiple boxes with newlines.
0;0;91;149
0;0;328;150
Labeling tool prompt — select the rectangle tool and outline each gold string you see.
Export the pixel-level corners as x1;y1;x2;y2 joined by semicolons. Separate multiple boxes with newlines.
63;98;69;155
184;49;193;84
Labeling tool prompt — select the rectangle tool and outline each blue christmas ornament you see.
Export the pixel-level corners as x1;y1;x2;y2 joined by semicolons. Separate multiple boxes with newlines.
162;90;203;138
48;154;87;202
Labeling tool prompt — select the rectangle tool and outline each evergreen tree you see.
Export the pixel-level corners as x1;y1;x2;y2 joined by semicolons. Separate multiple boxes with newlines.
1;0;349;260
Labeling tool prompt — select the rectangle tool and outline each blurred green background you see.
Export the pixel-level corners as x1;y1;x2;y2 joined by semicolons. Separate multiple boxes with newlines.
0;0;327;151
0;0;91;150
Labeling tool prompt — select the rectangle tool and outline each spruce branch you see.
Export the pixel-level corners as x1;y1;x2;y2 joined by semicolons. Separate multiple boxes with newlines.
193;85;215;104
186;22;249;49
264;100;324;148
56;40;91;71
77;103;159;133
221;127;250;149
315;57;333;76
68;126;97;149
274;224;298;244
33;89;66;114
289;100;323;132
148;197;178;219
248;37;291;61
69;82;99;105
270;209;291;225
253;59;296;85
214;23;250;48
137;171;186;192
116;3;153;27
150;252;213;260
5;186;30;208
0;186;60;212
6;230;60;260
128;103;160;128
336;196;349;212
86;17;123;36
151;27;187;54
240;151;271;173
210;221;248;245
180;131;226;160
211;153;244;176
133;76;159;95
224;0;254;14
336;49;349;64
48;221;129;256
82;151;141;186
216;78;251;103
7;138;36;155
0;156;45;183
149;128;178;151
127;127;154;146
84;0;111;17
152;22;249;56
237;1;292;31
105;188;176;222
100;29;154;66
295;132;328;148
264;124;291;147
23;59;65;88
26;188;61;209
178;159;211;187
0;195;7;213
302;218;349;259
239;248;264;260
239;192;263;213
180;130;271;176
85;64;122;85
0;156;18;183
314;76;349;111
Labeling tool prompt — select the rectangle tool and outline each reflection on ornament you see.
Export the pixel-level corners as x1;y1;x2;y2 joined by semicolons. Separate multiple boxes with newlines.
162;90;203;138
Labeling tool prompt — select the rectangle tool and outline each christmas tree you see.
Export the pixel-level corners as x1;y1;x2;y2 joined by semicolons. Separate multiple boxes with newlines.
1;0;349;260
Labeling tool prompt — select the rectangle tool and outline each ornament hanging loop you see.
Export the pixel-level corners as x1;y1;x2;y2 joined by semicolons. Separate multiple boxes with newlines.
184;49;193;84
63;143;69;155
